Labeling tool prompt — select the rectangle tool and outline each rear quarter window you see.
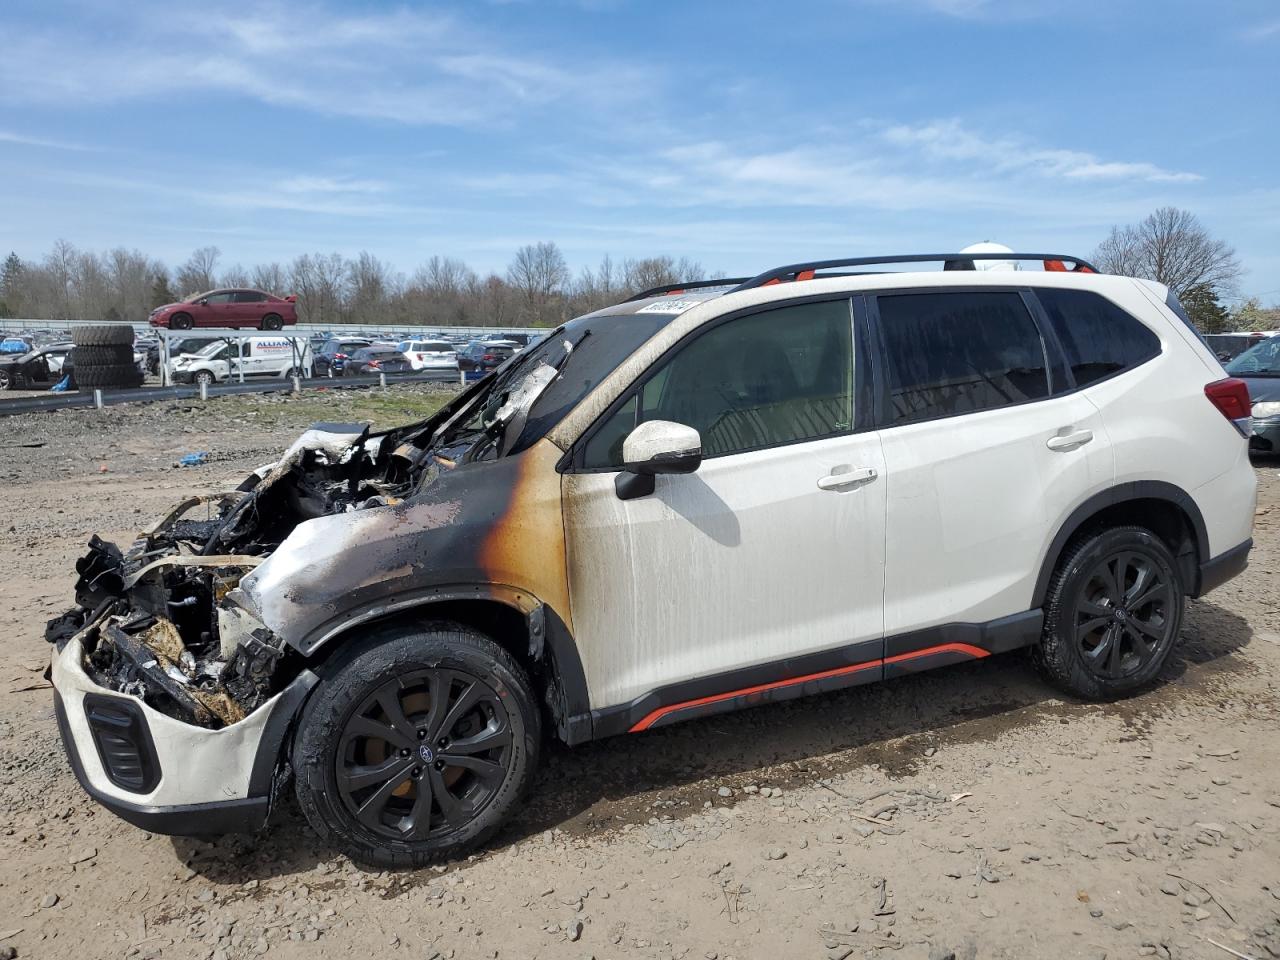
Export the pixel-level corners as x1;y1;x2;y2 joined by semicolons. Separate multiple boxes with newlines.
1036;288;1160;389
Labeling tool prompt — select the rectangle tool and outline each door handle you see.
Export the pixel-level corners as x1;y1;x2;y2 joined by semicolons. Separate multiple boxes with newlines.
1046;429;1094;452
817;466;878;490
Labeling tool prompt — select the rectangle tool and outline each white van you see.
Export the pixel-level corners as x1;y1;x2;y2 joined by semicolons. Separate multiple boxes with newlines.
170;335;313;385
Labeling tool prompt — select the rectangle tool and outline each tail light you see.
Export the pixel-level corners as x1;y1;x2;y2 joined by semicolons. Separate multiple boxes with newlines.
368;359;381;369
1204;378;1252;437
334;352;348;360
416;353;426;361
482;353;496;361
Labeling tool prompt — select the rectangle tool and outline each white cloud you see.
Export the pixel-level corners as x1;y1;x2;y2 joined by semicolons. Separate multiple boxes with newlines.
0;129;94;151
0;2;648;128
1242;18;1280;40
275;176;390;195
882;119;1202;184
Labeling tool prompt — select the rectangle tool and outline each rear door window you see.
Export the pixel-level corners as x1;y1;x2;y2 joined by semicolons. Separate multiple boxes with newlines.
1036;288;1161;388
876;291;1050;425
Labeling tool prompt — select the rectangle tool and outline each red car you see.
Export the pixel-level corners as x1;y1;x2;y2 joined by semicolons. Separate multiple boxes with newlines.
149;289;298;330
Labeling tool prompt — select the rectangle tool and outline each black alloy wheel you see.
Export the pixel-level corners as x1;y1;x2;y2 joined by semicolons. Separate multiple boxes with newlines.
292;623;540;867
1033;526;1184;699
335;669;514;842
1073;551;1175;680
261;313;283;331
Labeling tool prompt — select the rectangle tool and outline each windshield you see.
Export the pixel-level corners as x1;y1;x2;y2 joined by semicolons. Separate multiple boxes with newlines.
1226;335;1280;377
425;311;677;463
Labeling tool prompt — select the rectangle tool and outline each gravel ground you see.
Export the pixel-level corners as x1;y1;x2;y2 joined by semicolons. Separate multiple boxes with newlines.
0;390;1277;960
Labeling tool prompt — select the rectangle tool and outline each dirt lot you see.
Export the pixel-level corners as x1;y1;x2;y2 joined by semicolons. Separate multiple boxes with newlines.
1;388;1277;960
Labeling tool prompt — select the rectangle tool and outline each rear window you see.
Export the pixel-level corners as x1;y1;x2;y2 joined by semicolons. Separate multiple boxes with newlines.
877;291;1050;425
1036;288;1161;388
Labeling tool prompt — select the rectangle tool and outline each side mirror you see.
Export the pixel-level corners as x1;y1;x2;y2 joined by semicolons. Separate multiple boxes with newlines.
616;420;701;500
198;298;209;306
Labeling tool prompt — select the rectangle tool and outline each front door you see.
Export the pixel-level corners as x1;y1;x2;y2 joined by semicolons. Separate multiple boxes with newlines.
562;298;887;718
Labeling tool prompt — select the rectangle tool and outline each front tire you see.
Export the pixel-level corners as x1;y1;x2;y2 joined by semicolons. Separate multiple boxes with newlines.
0;370;10;391
292;622;541;867
1033;526;1184;700
170;313;194;330
193;370;215;386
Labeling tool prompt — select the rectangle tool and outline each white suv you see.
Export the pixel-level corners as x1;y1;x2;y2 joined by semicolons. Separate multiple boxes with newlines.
47;253;1256;866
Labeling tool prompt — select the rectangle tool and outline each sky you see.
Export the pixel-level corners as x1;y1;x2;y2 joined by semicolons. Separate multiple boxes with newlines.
0;0;1277;299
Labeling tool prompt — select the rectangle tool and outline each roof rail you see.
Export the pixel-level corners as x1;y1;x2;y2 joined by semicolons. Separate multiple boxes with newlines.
733;253;1099;291
625;277;753;303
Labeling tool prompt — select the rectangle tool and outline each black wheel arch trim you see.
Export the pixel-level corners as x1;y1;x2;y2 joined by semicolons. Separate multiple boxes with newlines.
1032;481;1210;607
289;584;593;746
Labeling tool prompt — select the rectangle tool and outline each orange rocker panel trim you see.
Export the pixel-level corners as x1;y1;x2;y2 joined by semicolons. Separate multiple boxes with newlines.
628;643;990;732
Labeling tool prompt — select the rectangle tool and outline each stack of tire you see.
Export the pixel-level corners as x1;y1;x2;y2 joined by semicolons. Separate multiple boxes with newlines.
70;325;143;391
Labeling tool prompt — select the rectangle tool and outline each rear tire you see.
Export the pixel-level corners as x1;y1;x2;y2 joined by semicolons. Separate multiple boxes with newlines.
0;370;10;391
260;313;283;331
292;622;541;867
1032;526;1183;699
71;325;134;347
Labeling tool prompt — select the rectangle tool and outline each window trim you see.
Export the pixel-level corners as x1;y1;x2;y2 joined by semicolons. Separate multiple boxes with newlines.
1027;287;1163;397
562;293;865;474
865;285;1057;431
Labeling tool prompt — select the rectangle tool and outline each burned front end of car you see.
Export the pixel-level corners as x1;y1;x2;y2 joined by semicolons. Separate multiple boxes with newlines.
43;420;414;832
45;341;583;835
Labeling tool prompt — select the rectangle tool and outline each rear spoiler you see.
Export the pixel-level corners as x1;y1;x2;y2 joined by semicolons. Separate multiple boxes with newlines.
284;295;298;303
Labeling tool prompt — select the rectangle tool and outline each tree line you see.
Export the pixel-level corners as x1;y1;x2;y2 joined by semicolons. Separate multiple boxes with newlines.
0;240;705;328
0;207;1273;332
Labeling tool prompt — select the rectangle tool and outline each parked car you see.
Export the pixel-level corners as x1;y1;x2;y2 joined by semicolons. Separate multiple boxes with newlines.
1204;332;1271;363
1225;333;1280;455
484;332;538;348
46;252;1256;869
0;344;74;389
457;339;518;372
0;336;33;355
398;339;459;372
169;335;312;385
150;335;227;375
344;344;413;376
315;338;372;377
148;289;298;331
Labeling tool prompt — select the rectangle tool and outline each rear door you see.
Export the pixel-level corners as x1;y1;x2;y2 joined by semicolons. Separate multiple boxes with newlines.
233;290;267;325
869;288;1113;657
562;297;888;716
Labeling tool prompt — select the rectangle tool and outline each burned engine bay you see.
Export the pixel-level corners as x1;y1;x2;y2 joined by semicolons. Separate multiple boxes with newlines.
46;336;577;730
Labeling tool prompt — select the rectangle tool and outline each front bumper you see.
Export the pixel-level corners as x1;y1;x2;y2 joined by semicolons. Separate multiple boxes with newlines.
1250;417;1280;454
50;636;313;835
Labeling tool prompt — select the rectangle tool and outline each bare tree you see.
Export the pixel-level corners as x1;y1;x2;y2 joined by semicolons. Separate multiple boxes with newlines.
105;248;156;322
175;246;222;296
620;255;704;295
1092;207;1241;298
251;262;287;295
347;251;396;324
219;263;251;288
507;241;568;325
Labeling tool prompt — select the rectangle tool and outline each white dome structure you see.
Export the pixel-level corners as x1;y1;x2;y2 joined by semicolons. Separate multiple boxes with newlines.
959;241;1018;271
